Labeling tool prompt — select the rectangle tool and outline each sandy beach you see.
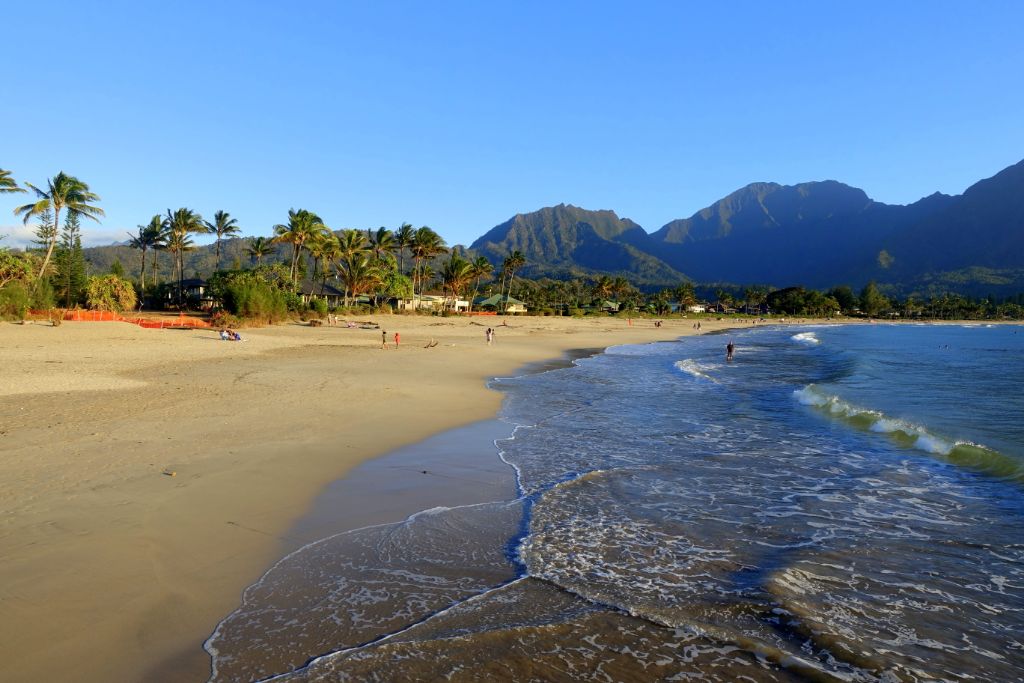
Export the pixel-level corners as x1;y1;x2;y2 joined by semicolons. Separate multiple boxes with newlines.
0;313;756;683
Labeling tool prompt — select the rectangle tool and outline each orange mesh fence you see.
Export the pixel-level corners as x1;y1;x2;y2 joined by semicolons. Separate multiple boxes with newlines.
30;310;211;329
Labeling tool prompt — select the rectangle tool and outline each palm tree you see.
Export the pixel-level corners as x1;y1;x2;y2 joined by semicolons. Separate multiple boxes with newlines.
410;227;446;306
366;226;395;263
0;169;25;194
272;209;327;286
592;275;614;301
318;233;342;296
165;208;207;306
501;250;526;312
394;223;415;274
205;210;241;270
127;215;168;292
337;254;381;307
440;252;473;311
246;236;274;267
13;172;104;284
467;256;493;312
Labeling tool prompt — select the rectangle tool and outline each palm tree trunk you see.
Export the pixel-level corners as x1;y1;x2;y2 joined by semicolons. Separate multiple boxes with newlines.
34;207;61;289
216;240;221;271
140;248;147;293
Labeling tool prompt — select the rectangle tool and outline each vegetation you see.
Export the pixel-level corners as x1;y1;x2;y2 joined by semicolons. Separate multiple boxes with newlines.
85;274;137;311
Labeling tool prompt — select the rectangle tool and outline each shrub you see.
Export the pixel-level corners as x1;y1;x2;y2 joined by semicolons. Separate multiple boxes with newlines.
222;278;289;322
0;282;31;319
85;275;137;312
310;298;328;316
30;278;55;310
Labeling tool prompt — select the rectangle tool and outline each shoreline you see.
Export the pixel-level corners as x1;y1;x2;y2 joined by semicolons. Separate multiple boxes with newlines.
0;315;722;683
5;316;988;681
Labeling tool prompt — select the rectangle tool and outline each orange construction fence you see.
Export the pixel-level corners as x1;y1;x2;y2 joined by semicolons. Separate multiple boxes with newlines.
31;310;211;329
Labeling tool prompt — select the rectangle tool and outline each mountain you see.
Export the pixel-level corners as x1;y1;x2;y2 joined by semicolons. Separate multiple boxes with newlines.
469;204;684;284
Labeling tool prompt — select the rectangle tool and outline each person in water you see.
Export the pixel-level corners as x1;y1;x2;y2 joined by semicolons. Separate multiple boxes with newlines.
726;340;735;361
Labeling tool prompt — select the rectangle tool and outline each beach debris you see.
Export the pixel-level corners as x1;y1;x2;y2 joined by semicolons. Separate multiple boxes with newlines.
162;470;177;477
424;338;439;348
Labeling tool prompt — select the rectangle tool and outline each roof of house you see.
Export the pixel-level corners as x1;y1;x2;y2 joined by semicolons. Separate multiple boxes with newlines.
474;294;526;306
299;279;344;297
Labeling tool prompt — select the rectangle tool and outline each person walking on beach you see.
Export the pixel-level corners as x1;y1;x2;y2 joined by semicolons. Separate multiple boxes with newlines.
486;327;493;345
726;340;735;362
394;331;400;348
381;329;388;350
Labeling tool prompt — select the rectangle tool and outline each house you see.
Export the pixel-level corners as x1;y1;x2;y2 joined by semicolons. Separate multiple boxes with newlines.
598;300;620;313
299;279;344;307
473;294;528;314
164;278;214;310
685;303;707;314
396;292;469;312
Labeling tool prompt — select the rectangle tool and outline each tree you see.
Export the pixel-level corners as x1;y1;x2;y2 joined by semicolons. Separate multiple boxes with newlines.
440;251;473;310
410;227;446;305
54;212;87;307
0;169;25;194
85;274;137;312
337;254;381;306
394;223;414;274
246;236;274;267
205;210;241;270
13;172;104;286
272;209;327;286
592;275;613;301
826;286;856;314
128;215;168;293
674;281;697;310
368;227;395;263
500;250;526;312
165;208;206;306
859;281;889;317
467;256;493;312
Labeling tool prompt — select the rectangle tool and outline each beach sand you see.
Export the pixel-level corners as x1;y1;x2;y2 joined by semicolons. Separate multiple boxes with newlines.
0;313;764;683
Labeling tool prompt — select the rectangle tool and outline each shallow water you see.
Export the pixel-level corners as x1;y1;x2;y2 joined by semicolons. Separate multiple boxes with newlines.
207;324;1024;682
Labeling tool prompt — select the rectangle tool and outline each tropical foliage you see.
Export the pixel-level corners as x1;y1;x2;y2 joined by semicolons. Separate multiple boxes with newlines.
85;274;137;311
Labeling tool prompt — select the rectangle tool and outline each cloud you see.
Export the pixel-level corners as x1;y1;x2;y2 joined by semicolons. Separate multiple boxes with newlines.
1;223;131;249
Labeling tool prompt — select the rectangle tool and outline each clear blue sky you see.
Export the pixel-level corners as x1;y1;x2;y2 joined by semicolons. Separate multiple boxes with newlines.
2;1;1022;248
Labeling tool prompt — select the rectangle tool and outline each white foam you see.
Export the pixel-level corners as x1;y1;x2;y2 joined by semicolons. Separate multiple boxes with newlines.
914;433;954;455
791;332;820;345
674;359;717;382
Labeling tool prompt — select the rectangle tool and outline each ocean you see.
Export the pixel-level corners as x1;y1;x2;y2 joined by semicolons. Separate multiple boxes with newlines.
206;324;1024;682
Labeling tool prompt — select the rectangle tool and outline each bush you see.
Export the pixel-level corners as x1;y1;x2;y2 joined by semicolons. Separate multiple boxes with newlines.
85;275;137;312
30;278;55;310
222;278;290;323
0;282;31;319
310;298;328;316
209;310;243;329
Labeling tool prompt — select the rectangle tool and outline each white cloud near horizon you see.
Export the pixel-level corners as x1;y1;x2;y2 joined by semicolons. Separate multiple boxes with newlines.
1;223;135;249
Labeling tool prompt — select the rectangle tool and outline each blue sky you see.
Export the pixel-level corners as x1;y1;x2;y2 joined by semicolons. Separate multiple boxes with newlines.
2;1;1022;248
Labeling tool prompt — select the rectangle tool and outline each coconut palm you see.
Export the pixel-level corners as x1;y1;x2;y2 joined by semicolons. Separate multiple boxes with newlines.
205;210;241;270
165;208;207;306
500;250;526;312
368;227;395;263
246;236;274;267
440;252;473;311
467;256;492;312
0;169;25;194
337;254;381;307
394;222;414;274
13;172;104;284
127;215;168;292
272;209;327;286
410;226;446;305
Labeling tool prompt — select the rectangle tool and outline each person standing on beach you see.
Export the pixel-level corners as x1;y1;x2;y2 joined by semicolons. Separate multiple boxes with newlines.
726;340;735;362
486;328;493;345
381;329;388;350
394;331;400;348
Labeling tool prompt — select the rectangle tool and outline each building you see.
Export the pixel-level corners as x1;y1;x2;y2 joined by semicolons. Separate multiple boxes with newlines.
299;279;345;307
395;292;469;312
474;294;528;314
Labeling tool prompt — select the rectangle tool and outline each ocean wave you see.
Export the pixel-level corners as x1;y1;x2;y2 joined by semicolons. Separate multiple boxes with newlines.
673;359;719;382
793;385;1021;481
791;332;821;345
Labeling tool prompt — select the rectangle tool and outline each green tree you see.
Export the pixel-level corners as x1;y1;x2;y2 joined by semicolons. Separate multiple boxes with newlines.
54;212;87;307
272;209;327;286
13;172;104;286
165;208;206;306
440;251;473;310
467;256;493;312
394;222;415;274
205;210;241;270
410;227;446;306
127;215;168;292
827;285;857;314
500;250;526;312
859;281;889;317
85;274;137;312
246;236;274;267
0;168;25;194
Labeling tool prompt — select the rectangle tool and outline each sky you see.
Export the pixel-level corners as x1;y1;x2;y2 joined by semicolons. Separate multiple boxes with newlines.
2;0;1022;248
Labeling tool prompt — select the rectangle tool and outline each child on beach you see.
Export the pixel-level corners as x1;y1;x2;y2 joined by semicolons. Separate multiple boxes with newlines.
394;332;400;347
381;330;388;350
